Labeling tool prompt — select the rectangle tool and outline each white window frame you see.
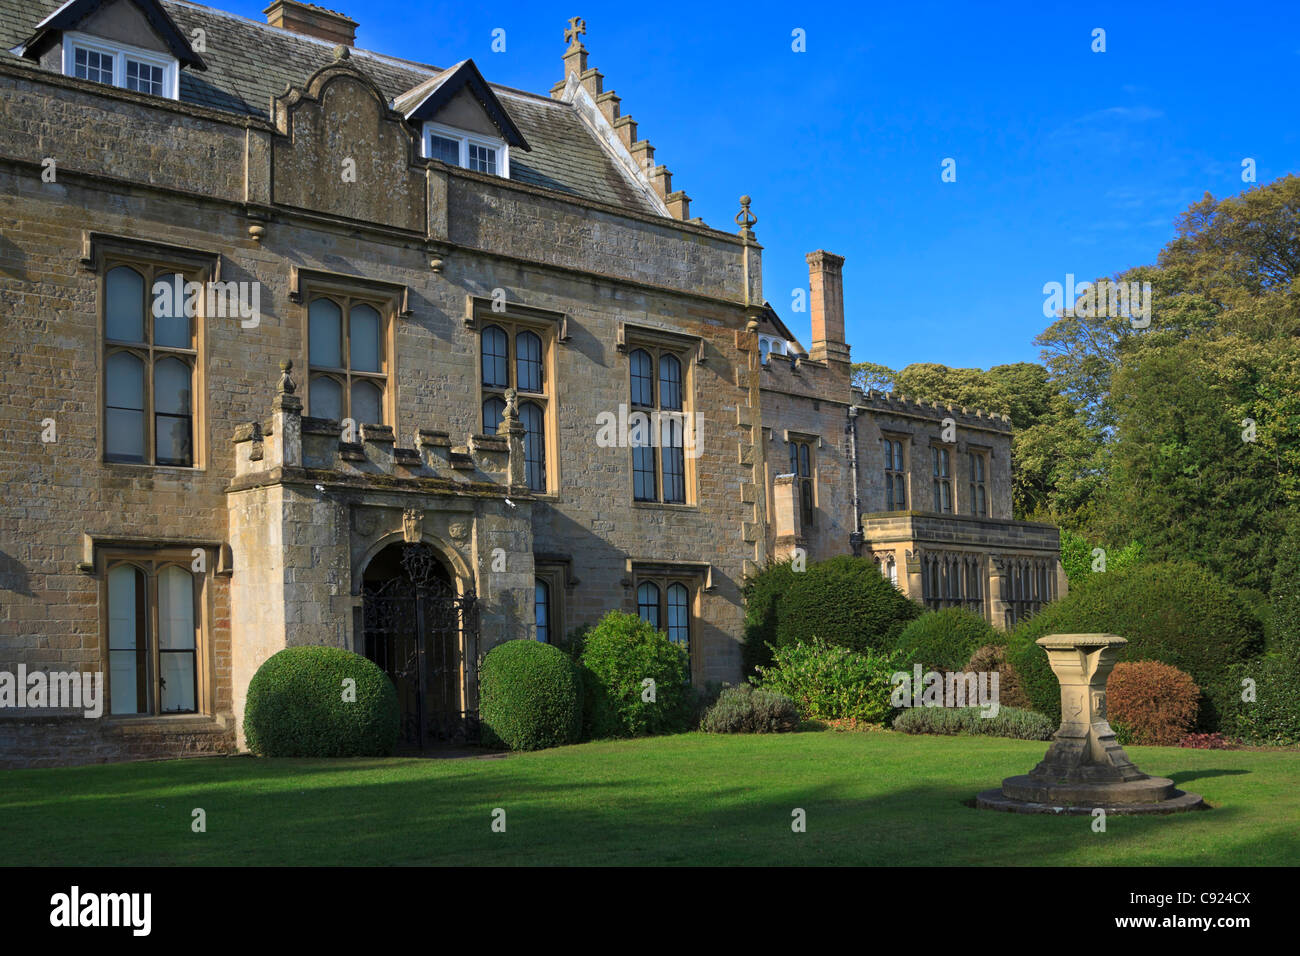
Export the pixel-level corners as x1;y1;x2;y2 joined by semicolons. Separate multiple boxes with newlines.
63;31;179;100
421;121;510;178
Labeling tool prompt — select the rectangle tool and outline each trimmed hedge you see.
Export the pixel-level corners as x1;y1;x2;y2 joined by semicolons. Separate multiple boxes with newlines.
1106;661;1200;746
1226;653;1300;746
754;638;899;723
480;639;583;751
700;685;800;734
244;646;399;757
742;556;921;673
1006;561;1264;730
578;611;693;739
894;607;998;672
1269;515;1300;652
892;705;1055;740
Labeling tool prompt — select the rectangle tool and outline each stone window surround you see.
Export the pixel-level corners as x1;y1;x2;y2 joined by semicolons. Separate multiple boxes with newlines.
62;30;179;100
94;237;218;472
880;430;910;511
929;439;956;515
620;323;699;508
421;120;511;178
533;559;572;644
782;429;819;528
94;543;218;721
475;316;557;494
292;270;404;430
966;443;991;517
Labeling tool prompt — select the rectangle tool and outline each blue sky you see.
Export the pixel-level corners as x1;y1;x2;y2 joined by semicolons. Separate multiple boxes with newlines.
220;0;1299;370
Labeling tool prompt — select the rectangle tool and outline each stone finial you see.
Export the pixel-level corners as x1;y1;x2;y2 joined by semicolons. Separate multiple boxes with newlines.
564;16;587;49
502;386;520;424
277;360;297;395
735;195;757;240
333;44;350;61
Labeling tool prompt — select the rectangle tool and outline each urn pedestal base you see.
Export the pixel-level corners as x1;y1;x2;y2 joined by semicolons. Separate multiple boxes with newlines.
976;634;1205;815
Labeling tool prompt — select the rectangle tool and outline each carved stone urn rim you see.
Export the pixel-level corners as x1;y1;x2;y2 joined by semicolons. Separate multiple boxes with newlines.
1036;632;1127;649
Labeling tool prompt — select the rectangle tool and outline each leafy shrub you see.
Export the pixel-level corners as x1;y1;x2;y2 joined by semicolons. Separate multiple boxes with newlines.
244;646;398;757
1006;561;1264;729
700;685;800;734
892;705;1055;740
1106;661;1200;746
1178;732;1233;750
479;639;583;751
690;680;726;728
1225;652;1300;746
965;644;1032;710
742;556;921;673
578;611;692;739
753;638;899;723
1059;528;1143;587
894;608;998;672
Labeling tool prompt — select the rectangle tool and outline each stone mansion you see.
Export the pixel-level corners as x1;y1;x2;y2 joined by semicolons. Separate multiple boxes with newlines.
0;0;1063;765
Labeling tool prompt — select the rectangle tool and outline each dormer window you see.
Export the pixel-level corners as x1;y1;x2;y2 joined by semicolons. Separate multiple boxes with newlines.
63;31;178;99
758;335;788;365
422;122;509;178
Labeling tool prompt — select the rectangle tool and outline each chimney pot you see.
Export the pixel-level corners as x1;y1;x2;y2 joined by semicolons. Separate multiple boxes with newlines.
806;250;850;366
265;1;357;47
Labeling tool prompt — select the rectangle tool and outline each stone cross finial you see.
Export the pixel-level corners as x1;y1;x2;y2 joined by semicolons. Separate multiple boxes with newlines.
564;16;586;48
735;195;757;240
277;360;297;395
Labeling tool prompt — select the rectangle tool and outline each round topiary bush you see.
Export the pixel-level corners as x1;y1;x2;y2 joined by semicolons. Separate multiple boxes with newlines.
742;555;921;673
1006;561;1264;730
578;611;692;739
700;684;800;734
244;645;399;757
479;639;582;751
894;607;998;672
1106;660;1200;746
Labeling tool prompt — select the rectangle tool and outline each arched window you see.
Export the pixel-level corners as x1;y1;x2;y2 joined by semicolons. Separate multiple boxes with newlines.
107;564;147;714
759;338;771;365
103;264;199;466
481;325;509;388
105;266;145;343
637;582;660;629
658;354;682;411
307;295;387;425
308;298;343;368
667;583;690;647
107;558;202;716
535;578;551;643
629;349;653;407
482;396;506;435
351;379;383;426
516;330;543;393
153;357;192;466
105;351;146;463
520;401;546;492
158;565;197;713
310;375;343;422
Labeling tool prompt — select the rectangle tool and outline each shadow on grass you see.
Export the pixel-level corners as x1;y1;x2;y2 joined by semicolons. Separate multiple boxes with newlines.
1166;768;1250;786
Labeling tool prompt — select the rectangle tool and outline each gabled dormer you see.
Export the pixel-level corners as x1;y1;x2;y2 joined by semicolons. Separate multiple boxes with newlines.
392;59;529;179
11;0;206;101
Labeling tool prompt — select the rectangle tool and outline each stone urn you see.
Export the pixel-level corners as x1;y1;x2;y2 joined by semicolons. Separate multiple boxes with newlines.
976;634;1205;814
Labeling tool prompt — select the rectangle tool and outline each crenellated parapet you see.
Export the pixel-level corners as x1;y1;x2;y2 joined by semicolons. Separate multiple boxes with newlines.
229;362;528;497
854;388;1013;433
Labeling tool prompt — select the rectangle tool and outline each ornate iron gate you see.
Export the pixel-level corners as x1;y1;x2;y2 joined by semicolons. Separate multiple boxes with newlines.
361;543;479;747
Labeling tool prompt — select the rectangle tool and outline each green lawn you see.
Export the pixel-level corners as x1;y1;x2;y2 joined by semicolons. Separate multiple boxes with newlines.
2;730;1297;866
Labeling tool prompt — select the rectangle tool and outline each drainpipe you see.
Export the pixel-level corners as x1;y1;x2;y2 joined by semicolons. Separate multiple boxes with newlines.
847;405;863;556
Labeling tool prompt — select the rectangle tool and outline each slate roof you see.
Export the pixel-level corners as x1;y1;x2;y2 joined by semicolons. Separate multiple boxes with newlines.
0;0;661;214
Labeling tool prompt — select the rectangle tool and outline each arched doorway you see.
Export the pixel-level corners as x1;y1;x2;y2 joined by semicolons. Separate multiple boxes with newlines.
360;541;479;748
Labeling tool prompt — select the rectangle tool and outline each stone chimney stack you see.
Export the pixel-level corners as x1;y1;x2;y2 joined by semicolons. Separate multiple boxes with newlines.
806;250;850;365
264;1;357;46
